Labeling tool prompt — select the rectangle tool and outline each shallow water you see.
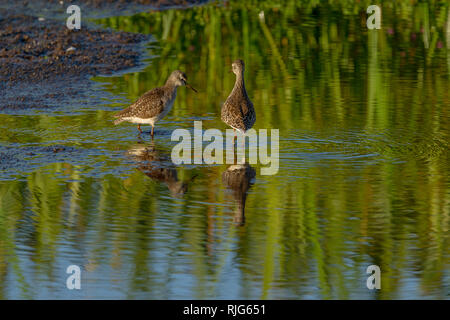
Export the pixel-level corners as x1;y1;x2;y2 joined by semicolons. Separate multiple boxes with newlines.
1;1;449;299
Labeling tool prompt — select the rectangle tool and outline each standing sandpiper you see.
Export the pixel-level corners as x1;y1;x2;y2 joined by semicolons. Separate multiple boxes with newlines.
221;59;256;138
114;70;197;138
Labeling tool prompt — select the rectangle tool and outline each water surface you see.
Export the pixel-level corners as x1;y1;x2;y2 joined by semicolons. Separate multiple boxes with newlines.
0;1;449;299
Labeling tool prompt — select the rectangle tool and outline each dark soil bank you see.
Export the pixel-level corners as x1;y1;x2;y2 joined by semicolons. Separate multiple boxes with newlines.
0;0;209;19
0;13;149;83
0;7;151;110
47;0;208;10
0;0;206;110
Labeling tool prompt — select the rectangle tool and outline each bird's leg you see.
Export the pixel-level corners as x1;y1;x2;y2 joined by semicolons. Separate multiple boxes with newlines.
233;129;237;146
151;125;154;139
240;134;246;164
137;124;143;134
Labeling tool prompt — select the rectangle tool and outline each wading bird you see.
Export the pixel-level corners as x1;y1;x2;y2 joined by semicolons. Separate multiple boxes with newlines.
114;70;197;138
221;59;256;141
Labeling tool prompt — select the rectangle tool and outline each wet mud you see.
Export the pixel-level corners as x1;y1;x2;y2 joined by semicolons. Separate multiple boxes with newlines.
0;0;204;172
0;9;150;110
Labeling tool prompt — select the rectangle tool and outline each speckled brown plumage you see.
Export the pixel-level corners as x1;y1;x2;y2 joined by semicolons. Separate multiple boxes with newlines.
221;59;256;133
114;87;168;121
114;70;196;137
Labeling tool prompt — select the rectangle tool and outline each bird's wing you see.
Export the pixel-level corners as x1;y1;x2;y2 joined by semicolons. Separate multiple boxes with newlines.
221;100;246;131
232;100;254;130
114;87;166;119
241;100;255;130
239;100;251;120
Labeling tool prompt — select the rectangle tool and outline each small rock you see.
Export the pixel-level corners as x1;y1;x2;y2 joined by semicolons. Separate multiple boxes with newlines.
66;46;76;52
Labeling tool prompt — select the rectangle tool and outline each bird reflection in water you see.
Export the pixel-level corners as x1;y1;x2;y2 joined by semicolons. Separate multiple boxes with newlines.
222;163;256;226
127;142;195;197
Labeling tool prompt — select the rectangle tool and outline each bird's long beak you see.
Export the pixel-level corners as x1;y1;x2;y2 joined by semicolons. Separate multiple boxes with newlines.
186;83;197;93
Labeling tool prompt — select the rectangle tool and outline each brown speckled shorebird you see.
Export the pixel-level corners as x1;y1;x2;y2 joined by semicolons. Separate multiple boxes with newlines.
114;70;197;138
221;59;256;139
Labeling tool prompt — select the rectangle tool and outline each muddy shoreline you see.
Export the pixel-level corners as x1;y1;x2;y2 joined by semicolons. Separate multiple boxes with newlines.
0;5;150;109
47;0;209;11
0;0;205;110
0;0;209;18
0;12;149;83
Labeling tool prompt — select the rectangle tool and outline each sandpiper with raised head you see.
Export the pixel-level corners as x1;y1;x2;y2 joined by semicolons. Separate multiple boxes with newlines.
114;70;197;138
221;59;256;138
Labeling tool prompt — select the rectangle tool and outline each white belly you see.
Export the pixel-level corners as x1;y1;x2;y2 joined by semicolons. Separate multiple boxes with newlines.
122;92;176;126
229;125;246;134
122;117;158;125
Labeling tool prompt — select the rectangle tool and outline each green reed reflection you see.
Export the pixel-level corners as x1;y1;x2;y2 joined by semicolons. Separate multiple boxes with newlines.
0;0;449;299
95;0;450;132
